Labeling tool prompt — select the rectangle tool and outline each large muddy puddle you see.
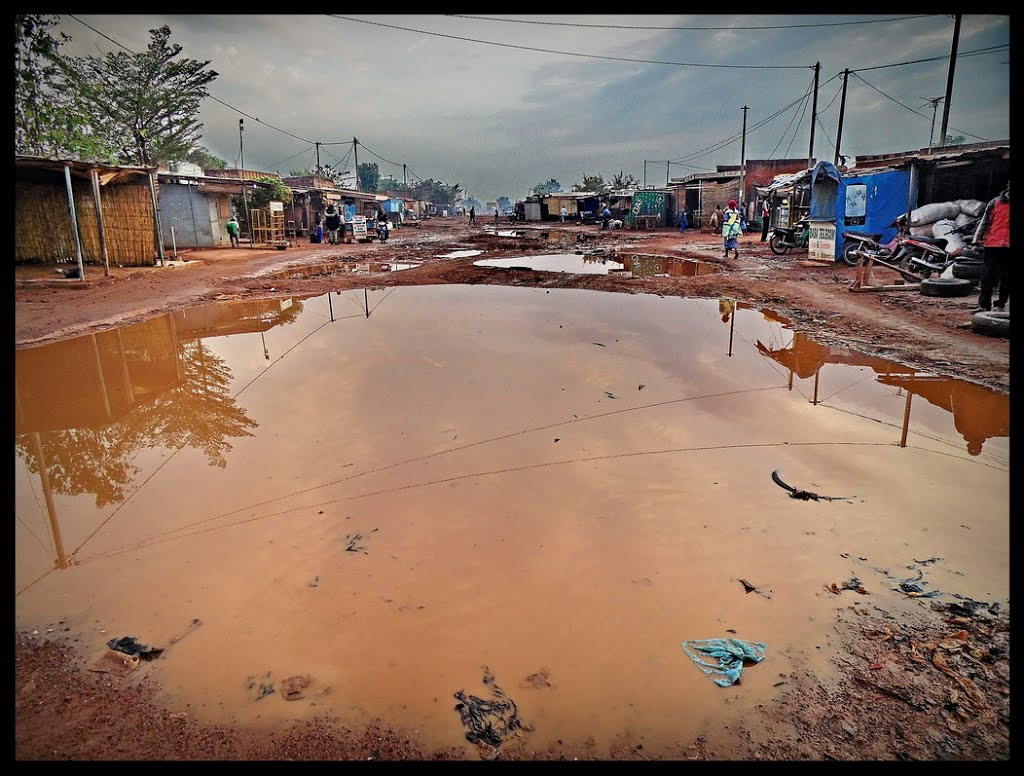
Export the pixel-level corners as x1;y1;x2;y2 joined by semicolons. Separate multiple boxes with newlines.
14;286;1009;757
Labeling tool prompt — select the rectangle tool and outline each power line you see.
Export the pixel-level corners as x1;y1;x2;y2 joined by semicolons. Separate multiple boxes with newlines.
356;140;403;168
851;43;1008;73
769;81;814;159
328;15;812;70
267;143;314;170
850;72;990;142
447;13;938;31
784;87;813;158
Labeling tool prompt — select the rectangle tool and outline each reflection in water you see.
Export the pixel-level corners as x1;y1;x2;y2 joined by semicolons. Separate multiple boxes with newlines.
740;304;1009;457
473;254;625;274
13;299;304;514
622;254;721;278
14;286;1008;757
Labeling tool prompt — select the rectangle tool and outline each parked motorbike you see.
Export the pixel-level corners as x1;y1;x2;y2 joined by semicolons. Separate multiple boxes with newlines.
376;219;389;242
894;216;981;278
839;229;897;267
769;217;810;255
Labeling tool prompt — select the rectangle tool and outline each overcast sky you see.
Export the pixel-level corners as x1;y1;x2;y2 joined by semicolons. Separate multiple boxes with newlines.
52;14;1009;204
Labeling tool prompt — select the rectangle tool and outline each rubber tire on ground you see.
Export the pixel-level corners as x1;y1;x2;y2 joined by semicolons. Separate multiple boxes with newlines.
951;260;983;280
840;240;863;267
769;233;790;255
971;310;1010;338
919;277;974;297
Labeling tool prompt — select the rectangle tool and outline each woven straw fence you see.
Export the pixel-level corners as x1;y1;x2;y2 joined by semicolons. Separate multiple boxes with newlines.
16;178;157;267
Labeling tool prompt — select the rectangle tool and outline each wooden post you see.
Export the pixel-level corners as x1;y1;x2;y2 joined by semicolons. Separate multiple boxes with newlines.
147;171;165;266
63;164;85;280
90;168;110;277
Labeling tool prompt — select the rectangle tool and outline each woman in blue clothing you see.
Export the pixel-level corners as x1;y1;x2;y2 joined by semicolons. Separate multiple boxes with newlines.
722;199;743;258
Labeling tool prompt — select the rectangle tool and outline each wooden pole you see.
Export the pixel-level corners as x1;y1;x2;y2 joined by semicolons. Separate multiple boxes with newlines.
63;164;85;280
90;168;110;277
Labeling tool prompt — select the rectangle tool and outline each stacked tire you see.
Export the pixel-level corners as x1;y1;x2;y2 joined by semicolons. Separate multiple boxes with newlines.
919;277;974;297
950;259;984;281
971;310;1010;338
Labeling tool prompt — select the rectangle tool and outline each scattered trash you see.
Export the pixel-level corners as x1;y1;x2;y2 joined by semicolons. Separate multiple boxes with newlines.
246;671;275;700
107;636;163;661
825;578;869;595
913;557;943;566
680;638;767;687
345;528;378;553
603;391;616;399
167;618;203;646
454;666;524;748
281;674;313;701
895;570;941;598
520;667;552;689
739;578;758;594
638;384;646;391
88;648;141;675
592;342;606;347
771;470;851;501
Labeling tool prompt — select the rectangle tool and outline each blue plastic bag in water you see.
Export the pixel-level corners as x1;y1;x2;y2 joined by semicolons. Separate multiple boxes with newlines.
681;638;767;687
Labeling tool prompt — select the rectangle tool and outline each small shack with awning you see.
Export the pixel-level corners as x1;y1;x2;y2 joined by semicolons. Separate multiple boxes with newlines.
16;155;163;274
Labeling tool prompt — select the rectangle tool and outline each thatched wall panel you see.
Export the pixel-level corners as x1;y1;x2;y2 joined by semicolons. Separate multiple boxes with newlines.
16;179;157;266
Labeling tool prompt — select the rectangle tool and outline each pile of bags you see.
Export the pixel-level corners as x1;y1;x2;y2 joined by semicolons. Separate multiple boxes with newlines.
906;199;986;253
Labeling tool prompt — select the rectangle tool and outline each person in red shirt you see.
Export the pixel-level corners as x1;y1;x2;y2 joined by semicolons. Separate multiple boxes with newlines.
972;182;1010;312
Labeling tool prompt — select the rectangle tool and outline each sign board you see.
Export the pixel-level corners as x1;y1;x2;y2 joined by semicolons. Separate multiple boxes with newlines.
352;215;367;239
269;200;284;213
808;220;836;262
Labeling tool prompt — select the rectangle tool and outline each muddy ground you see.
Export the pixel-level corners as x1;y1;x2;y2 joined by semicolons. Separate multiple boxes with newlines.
14;217;1011;760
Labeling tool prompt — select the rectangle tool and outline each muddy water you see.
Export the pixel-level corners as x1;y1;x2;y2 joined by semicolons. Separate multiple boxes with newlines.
14;286;1009;757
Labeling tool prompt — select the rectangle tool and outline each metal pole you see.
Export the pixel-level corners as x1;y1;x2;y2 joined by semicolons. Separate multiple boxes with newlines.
643;161;646;189
834;69;849;166
364;287;369;318
740;105;748;212
927;98;941;153
939;14;961;147
316;141;321;175
900;387;913;447
353;138;360;192
666;161;669;186
240;119;251;247
171;226;177;258
63;164;85;280
187;181;200;247
147;170;166;265
89;168;110;277
808;62;820;169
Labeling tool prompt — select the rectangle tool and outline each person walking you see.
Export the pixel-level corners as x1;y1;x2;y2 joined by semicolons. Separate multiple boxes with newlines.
972;181;1010;313
226;215;240;248
494;208;500;224
760;197;773;242
560;206;568;224
324;203;342;245
600;205;612;230
468;206;476;226
709;204;722;233
678;208;688;236
722;199;743;259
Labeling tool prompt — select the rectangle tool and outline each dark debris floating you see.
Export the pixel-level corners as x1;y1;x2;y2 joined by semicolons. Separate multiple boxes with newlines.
453;666;524;749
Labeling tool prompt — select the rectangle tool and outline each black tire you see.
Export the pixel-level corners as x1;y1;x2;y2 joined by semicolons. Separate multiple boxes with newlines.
769;233;790;255
971;310;1010;338
919;277;974;297
840;240;863;267
951;260;983;280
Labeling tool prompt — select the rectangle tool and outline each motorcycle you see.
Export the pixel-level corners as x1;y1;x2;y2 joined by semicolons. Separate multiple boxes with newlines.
892;216;981;279
376;219;389;242
769;217;810;255
839;229;898;267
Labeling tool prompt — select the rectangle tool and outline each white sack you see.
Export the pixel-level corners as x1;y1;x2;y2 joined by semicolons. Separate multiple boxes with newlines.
909;202;960;226
955;199;986;217
932;219;957;237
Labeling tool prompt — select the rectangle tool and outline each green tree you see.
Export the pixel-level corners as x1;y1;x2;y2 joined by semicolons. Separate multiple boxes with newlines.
610;170;639;189
15;14;118;162
59;25;218;167
573;174;608;194
377;176;403;193
234;176;292;211
943;135;966;147
411;179;462;205
531;179;561;196
358;162;380;192
184;146;227;170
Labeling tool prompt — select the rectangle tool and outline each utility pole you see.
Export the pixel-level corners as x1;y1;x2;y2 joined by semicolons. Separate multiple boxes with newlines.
739;105;748;212
403;163;407;189
939;14;961;148
834;69;850;166
315;142;321;176
666;160;669;186
353;138;359;191
239;119;251;247
808;62;820;169
643;161;647;189
923;96;945;153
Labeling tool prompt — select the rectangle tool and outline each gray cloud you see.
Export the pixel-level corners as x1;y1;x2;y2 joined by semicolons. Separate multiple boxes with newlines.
54;14;1009;202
